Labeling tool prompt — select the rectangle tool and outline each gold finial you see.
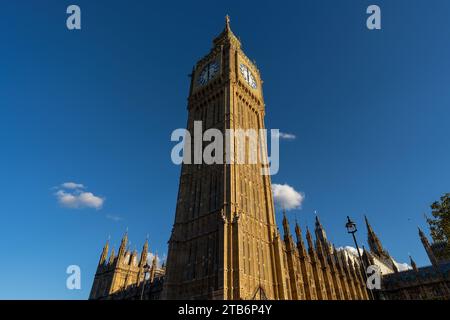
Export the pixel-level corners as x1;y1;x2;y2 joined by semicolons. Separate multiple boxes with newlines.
225;15;231;29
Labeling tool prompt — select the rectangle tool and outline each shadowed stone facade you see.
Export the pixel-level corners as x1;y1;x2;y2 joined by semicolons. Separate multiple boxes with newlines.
379;228;450;300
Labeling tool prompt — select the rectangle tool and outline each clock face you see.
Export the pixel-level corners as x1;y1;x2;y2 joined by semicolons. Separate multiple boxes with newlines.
197;61;219;86
239;63;257;89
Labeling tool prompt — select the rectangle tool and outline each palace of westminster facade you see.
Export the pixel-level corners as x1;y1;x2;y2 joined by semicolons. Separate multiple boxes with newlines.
89;17;450;300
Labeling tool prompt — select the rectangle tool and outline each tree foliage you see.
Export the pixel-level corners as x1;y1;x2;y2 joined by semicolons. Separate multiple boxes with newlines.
426;193;450;243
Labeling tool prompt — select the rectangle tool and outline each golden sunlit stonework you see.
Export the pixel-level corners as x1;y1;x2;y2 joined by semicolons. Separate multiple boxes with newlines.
89;17;449;300
89;16;370;301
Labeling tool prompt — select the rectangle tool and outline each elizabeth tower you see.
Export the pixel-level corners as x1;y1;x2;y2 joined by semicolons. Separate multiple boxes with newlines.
162;17;289;300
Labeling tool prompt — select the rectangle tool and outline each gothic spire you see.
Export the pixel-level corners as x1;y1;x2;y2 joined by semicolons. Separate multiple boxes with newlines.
314;215;329;248
225;14;231;31
98;239;109;266
315;232;328;268
315;215;322;228
139;237;149;267
306;227;314;250
390;257;399;273
118;230;128;257
365;215;389;258
295;220;302;244
409;255;418;272
305;227;318;262
213;15;241;49
295;221;308;258
282;209;291;237
108;247;115;265
362;246;374;267
418;227;439;268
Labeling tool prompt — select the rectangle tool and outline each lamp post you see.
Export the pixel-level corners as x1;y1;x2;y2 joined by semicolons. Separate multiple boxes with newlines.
140;262;151;300
345;216;373;299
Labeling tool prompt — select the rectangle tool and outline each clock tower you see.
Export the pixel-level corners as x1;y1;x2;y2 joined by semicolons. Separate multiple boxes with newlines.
162;16;289;300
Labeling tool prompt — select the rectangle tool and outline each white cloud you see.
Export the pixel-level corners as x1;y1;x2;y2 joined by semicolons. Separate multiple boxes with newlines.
339;246;363;257
338;246;411;272
273;131;296;140
55;182;104;210
61;182;85;189
272;183;304;210
394;261;411;272
147;252;166;268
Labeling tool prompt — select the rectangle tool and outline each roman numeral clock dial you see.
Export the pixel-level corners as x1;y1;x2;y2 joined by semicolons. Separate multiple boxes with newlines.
239;63;257;89
197;61;219;86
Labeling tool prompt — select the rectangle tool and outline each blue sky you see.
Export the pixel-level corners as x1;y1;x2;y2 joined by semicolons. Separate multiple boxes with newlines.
1;0;449;299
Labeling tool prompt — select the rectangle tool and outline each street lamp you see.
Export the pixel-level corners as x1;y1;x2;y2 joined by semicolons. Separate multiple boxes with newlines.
140;262;151;300
345;216;373;299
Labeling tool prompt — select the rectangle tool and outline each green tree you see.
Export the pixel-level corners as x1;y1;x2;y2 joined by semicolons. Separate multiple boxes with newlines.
426;193;450;243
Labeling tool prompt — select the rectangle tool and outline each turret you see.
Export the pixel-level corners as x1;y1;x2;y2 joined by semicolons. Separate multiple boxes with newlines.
390;257;399;273
118;231;128;258
282;210;296;249
409;255;418;272
131;248;138;266
362;247;374;268
306;227;320;264
139;238;149;267
315;235;328;268
108;247;115;265
150;254;158;282
314;215;329;249
418;227;439;268
282;210;291;238
98;239;109;266
295;221;308;258
365;216;389;258
306;227;315;256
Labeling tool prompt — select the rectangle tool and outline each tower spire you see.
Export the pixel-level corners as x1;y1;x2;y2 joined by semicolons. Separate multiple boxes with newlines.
108;246;115;265
118;230;128;257
282;209;291;237
365;215;389;258
139;237;149;267
418;227;439;268
306;227;313;249
213;15;241;49
305;226;319;264
294;220;302;243
295;220;308;258
98;238;109;266
409;255;418;272
314;215;330;251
